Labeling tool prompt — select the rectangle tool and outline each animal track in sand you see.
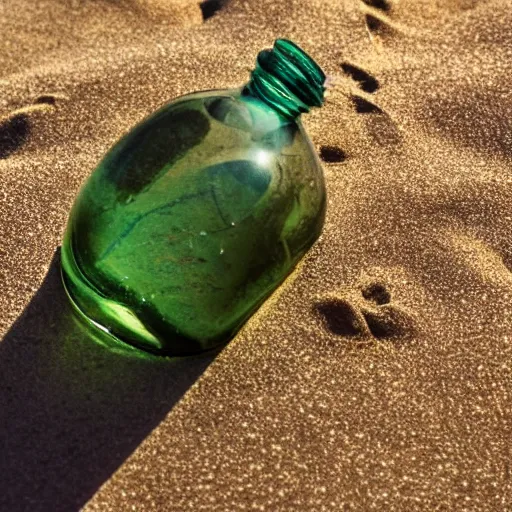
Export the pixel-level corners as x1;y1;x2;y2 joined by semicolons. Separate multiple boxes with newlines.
0;100;59;159
320;62;396;150
314;281;417;342
341;63;380;94
199;0;227;21
35;95;58;106
330;62;400;145
361;281;391;305
0;113;30;160
325;67;401;147
351;95;402;145
319;145;347;163
365;12;396;37
315;297;369;337
351;95;383;114
360;0;402;40
360;0;391;12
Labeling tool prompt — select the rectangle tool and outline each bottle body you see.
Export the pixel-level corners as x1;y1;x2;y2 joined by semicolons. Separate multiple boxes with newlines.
61;86;326;355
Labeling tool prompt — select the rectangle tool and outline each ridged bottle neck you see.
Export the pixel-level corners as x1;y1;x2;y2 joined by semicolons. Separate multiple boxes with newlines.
243;39;326;120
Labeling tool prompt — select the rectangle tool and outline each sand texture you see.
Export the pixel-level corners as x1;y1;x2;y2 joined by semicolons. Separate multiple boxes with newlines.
1;0;512;510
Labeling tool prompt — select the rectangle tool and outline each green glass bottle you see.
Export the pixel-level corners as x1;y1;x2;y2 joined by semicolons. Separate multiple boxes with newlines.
61;39;327;356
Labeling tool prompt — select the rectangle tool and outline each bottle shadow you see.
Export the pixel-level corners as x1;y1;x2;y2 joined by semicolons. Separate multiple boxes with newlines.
0;249;219;511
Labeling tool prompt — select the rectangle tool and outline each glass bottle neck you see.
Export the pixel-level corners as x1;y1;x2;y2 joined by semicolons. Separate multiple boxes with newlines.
242;39;326;121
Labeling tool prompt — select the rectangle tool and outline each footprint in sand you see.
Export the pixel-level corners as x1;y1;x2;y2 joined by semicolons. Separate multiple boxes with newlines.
340;63;380;94
361;0;391;12
0;94;64;159
319;145;347;163
34;94;60;106
314;279;418;343
360;0;400;38
325;57;401;146
350;93;402;146
321;61;399;157
199;0;227;21
365;12;396;37
0;114;31;160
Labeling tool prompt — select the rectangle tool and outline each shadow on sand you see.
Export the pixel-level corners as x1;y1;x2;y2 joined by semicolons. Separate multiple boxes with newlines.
0;249;219;511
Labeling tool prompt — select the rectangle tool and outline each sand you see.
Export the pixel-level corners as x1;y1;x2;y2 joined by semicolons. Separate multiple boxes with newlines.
1;0;511;510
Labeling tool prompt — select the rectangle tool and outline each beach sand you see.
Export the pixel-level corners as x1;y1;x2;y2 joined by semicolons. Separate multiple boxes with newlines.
1;0;511;509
